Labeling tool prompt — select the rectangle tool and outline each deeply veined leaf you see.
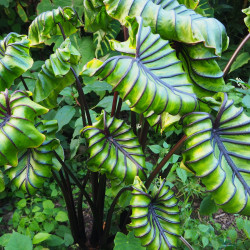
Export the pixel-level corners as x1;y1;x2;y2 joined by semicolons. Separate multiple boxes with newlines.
0;89;48;167
34;38;81;108
104;0;228;55
93;20;120;58
28;6;82;46
181;93;250;215
5;120;63;194
83;17;197;117
130;177;180;249
103;0;228;96
82;111;146;183
0;33;33;90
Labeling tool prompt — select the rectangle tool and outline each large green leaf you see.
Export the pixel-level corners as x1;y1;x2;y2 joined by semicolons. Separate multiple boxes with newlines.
104;0;228;55
0;89;48;167
103;0;228;96
5;120;63;194
130;177;180;249
83;17;197;117
28;6;82;46
34;38;81;108
181;93;250;215
82;111;146;183
93;20;121;58
0;33;33;90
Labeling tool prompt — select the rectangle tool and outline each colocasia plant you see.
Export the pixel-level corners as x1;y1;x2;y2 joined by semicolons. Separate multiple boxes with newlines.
0;0;249;249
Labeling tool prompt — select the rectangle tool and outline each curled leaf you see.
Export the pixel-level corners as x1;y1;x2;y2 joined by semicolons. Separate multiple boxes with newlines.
5;120;63;194
82;111;146;183
0;89;48;166
130;177;180;249
0;33;33;90
181;93;250;215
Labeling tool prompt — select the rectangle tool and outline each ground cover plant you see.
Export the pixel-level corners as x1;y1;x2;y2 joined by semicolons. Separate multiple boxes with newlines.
0;0;250;249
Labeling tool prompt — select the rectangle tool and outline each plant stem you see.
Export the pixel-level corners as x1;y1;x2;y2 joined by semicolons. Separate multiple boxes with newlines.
111;91;118;117
53;151;95;213
115;97;123;118
131;111;137;135
139;119;149;151
102;186;133;245
20;76;33;100
180;236;194;250
57;22;91;126
70;66;92;125
223;33;250;76
145;135;187;188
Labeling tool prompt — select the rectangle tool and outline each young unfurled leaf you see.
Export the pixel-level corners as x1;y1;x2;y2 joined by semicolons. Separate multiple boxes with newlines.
83;17;197;117
28;6;82;46
181;93;250;215
0;33;33;90
130;177;180;249
0;90;48;167
82;111;146;183
5;120;63;194
34;38;81;108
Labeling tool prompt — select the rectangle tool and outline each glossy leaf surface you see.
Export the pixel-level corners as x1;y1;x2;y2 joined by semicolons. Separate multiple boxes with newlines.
5;120;62;194
0;33;33;90
28;6;82;46
82;111;146;183
181;93;250;215
103;0;228;96
130;177;180;249
34;38;81;108
83;17;197;116
0;90;48;167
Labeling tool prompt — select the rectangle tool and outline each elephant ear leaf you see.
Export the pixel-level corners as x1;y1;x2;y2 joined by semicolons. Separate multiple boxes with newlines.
0;33;33;91
0;89;48;167
181;93;250;215
28;6;82;46
130;177;180;249
83;17;197;117
82;111;146;183
34;38;81;108
103;0;229;97
5;120;63;194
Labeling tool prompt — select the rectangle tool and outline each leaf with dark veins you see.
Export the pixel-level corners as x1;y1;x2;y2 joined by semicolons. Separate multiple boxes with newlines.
0;89;48;166
82;111;146;183
181;93;250;215
129;177;180;249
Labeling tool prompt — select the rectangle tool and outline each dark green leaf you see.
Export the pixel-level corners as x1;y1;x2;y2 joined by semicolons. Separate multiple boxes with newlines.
199;195;218;215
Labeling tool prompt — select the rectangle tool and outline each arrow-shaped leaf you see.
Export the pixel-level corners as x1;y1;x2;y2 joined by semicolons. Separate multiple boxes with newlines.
83;17;197;117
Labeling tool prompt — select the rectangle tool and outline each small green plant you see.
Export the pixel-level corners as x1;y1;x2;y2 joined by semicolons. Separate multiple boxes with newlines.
0;0;249;249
